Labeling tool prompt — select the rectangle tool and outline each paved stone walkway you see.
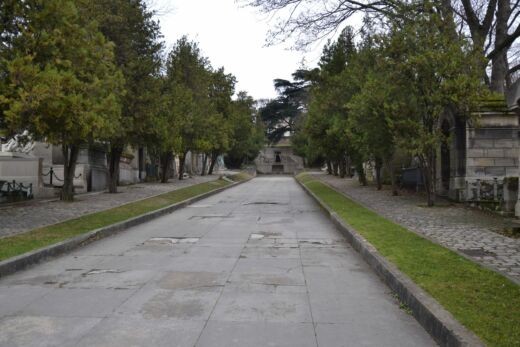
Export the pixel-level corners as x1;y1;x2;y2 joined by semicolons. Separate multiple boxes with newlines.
0;175;219;238
0;177;435;346
312;172;520;284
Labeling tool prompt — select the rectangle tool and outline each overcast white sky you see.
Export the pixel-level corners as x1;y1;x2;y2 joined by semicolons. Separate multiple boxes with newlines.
150;0;325;100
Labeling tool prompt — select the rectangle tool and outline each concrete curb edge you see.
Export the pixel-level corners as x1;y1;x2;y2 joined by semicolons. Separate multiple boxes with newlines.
296;177;485;347
0;176;252;278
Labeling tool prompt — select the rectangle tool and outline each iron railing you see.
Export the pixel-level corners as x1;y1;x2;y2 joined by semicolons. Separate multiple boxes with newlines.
0;180;33;200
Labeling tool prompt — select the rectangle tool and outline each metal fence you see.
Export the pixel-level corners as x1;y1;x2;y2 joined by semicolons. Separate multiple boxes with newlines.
0;180;33;202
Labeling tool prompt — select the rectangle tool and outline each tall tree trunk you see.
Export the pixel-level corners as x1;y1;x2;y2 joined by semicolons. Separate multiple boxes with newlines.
346;156;352;177
491;52;509;95
171;154;177;178
424;170;435;207
326;160;332;175
387;156;399;196
208;152;218;175
107;146;123;193
390;166;398;196
191;152;197;175
201;154;208;176
339;156;346;178
160;151;172;183
332;161;339;176
490;0;510;94
420;152;436;207
375;157;383;190
356;162;367;186
178;152;187;180
61;144;79;202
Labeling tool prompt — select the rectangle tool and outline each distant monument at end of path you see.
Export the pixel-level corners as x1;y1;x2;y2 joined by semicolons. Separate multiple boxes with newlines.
255;137;304;175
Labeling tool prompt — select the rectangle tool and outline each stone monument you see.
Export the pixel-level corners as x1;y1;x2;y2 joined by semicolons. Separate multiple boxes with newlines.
0;131;41;200
255;137;304;175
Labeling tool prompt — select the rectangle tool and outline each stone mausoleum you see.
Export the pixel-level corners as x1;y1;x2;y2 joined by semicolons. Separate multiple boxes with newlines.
437;92;520;214
255;138;304;175
0;142;146;200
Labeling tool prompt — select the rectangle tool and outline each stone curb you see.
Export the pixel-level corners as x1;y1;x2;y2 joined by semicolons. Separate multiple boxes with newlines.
296;177;485;347
0;176;252;279
0;176;223;236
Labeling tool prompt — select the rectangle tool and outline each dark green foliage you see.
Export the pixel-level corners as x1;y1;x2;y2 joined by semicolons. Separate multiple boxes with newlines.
1;0;124;200
76;0;164;192
298;26;360;177
290;4;485;201
161;37;213;178
225;92;265;168
259;69;312;143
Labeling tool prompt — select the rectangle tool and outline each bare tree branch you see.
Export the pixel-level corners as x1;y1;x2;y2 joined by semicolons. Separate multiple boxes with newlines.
509;63;520;75
509;1;520;29
488;23;520;60
238;0;401;48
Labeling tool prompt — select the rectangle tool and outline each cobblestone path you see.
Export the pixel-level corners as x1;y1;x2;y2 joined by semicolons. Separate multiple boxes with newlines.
312;172;520;284
0;175;218;238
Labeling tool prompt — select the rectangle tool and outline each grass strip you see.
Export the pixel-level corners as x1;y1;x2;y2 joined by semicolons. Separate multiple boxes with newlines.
297;173;520;347
0;173;251;262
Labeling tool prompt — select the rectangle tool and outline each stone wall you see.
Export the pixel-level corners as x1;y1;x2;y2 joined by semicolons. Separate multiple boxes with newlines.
435;109;519;207
119;148;141;185
466;112;519;180
0;154;40;197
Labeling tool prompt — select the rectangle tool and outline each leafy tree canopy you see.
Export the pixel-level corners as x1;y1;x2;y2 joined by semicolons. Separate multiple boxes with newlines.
260;69;313;143
1;0;124;200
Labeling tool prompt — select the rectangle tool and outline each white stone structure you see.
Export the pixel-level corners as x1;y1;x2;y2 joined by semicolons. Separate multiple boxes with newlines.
255;146;303;174
0;130;35;154
0;132;41;199
119;148;143;185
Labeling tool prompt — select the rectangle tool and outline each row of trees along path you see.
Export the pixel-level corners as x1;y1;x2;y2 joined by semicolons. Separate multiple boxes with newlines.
0;0;264;201
252;0;519;206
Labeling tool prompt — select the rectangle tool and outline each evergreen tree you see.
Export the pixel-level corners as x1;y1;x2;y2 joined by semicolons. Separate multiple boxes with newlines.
380;6;485;206
163;37;212;180
1;0;124;201
225;92;265;168
260;69;312;143
205;67;236;175
0;1;34;132
304;27;358;178
347;33;396;191
77;0;163;192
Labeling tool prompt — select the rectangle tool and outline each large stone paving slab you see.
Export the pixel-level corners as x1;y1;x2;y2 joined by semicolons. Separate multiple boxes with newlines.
0;177;436;346
19;287;136;318
75;317;204;347
196;321;317;347
315;321;431;347
228;258;305;286
116;287;221;320
210;289;313;323
0;316;102;347
0;286;53;318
